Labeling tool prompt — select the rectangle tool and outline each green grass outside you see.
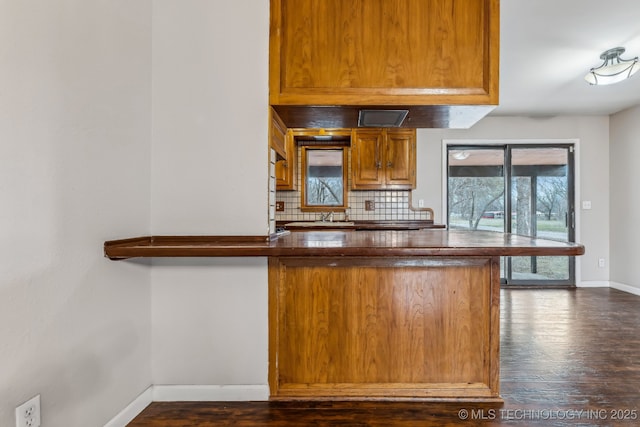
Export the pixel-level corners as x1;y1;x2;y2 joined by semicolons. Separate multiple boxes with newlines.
450;218;567;232
450;218;570;281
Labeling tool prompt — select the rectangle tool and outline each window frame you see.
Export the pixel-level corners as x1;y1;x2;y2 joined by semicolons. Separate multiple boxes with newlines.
444;141;577;287
300;145;349;212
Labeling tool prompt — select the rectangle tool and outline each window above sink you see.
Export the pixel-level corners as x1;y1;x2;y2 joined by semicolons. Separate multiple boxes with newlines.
301;146;348;212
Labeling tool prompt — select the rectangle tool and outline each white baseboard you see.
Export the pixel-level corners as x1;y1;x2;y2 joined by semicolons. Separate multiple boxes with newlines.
577;280;610;288
104;385;269;426
577;280;640;296
104;386;153;427
610;281;640;296
153;384;270;401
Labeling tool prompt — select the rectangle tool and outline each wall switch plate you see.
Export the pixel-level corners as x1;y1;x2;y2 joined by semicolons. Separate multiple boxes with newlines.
16;395;40;427
598;258;605;268
418;199;425;208
365;200;375;211
275;201;285;212
582;201;592;210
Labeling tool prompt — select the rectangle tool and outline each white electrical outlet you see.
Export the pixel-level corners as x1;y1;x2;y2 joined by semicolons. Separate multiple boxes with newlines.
15;395;40;427
598;258;605;268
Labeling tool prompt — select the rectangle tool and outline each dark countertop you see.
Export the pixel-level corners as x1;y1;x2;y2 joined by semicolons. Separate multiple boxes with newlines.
104;230;585;260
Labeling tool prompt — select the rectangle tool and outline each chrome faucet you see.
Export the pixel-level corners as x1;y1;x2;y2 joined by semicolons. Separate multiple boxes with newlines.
319;212;334;222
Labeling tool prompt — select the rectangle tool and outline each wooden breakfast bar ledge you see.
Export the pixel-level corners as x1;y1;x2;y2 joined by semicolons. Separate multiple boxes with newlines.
105;230;584;402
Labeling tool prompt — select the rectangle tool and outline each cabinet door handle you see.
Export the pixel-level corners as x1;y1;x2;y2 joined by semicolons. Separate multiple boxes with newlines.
375;161;382;169
387;161;393;168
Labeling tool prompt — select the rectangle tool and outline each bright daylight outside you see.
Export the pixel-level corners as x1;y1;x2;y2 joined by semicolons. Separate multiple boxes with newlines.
448;146;573;283
304;148;345;207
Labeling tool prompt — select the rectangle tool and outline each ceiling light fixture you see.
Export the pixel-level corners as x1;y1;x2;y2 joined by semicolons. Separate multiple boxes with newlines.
584;47;639;86
452;151;470;160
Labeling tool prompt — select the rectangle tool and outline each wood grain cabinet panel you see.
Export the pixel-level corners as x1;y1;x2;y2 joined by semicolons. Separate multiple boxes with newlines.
385;129;416;187
270;107;287;159
269;257;501;400
269;0;500;128
351;129;385;188
275;130;296;190
351;129;416;190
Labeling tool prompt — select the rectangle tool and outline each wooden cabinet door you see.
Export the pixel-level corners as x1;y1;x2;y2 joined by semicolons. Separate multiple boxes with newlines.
276;131;296;190
385;129;416;189
271;0;498;105
351;129;384;189
270;108;287;159
351;128;416;190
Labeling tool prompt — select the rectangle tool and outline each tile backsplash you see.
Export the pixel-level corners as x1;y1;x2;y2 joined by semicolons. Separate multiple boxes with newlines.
277;189;432;222
276;147;432;222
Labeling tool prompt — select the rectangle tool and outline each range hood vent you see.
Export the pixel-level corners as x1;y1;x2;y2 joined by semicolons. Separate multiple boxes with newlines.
358;109;409;127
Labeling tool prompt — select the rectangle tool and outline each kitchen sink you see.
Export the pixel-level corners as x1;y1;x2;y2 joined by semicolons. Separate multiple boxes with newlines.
284;221;355;228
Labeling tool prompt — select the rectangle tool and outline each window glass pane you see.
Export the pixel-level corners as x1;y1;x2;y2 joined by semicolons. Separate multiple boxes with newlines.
511;147;569;240
511;256;570;280
448;148;505;232
305;149;344;206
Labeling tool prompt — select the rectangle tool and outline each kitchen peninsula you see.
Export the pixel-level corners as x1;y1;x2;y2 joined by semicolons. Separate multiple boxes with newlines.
105;229;584;401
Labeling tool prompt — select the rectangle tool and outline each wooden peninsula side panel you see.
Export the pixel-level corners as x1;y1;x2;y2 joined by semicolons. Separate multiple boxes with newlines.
269;256;502;401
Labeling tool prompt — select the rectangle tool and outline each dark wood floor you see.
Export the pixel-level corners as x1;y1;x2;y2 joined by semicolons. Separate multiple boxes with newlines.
128;288;640;426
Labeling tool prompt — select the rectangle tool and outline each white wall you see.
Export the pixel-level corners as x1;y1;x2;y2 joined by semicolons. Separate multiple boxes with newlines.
1;1;624;423
610;105;640;292
151;0;269;236
414;116;610;283
150;1;270;390
0;1;153;426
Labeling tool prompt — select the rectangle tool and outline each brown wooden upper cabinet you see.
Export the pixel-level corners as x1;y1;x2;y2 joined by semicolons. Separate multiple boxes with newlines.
270;107;287;159
275;129;296;190
271;108;297;190
269;0;499;129
351;128;416;190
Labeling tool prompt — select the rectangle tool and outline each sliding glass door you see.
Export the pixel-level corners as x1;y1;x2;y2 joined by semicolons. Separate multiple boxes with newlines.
448;144;575;286
507;146;575;285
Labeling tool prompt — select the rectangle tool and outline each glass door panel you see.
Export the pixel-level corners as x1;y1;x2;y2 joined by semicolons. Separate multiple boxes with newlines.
447;147;506;280
508;147;574;285
447;144;575;286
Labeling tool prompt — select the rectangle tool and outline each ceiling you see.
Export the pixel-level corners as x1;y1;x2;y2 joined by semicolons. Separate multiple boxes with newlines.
494;0;640;117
